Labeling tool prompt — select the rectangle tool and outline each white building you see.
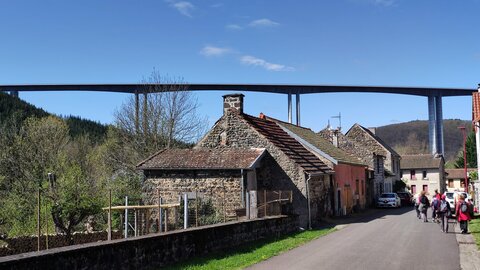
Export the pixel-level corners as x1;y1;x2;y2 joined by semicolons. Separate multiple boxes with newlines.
400;154;446;196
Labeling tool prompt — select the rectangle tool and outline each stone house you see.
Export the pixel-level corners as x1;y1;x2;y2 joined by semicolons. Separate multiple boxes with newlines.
319;128;385;206
345;124;401;195
400;154;446;195
268;118;368;216
139;94;334;228
444;168;476;192
138;148;267;219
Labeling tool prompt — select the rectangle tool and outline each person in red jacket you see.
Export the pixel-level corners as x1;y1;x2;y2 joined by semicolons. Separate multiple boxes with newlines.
455;194;471;234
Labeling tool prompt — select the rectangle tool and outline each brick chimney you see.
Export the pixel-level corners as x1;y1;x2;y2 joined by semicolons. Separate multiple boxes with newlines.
332;129;339;147
223;94;244;114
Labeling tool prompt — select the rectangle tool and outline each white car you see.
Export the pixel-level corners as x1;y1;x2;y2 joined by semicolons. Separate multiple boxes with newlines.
377;193;401;208
445;191;469;212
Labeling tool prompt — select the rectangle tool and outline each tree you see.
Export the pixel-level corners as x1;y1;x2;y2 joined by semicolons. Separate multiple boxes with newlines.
114;71;207;157
454;131;477;169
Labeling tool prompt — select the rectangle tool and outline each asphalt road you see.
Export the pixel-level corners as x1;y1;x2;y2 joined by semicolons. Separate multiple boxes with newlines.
248;208;460;270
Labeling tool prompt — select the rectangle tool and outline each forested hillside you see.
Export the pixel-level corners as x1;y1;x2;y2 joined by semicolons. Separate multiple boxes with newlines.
0;92;108;140
376;119;472;162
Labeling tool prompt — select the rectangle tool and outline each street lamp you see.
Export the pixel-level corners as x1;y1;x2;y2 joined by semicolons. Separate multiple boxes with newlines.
458;126;468;193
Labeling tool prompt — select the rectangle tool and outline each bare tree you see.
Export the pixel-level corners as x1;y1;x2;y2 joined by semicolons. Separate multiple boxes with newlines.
114;71;208;156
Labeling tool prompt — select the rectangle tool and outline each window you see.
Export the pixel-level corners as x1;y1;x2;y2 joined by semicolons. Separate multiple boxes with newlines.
461;179;465;188
410;170;416;180
355;179;359;195
411;185;416;194
423;185;428;192
376;157;380;174
400;170;403;178
422;170;427;179
448;180;454;188
361;180;364;195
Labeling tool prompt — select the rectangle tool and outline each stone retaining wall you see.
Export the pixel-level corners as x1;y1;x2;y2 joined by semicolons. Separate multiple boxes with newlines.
0;216;297;270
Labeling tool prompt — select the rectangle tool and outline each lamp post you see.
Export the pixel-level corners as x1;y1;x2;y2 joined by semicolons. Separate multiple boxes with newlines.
458;126;468;193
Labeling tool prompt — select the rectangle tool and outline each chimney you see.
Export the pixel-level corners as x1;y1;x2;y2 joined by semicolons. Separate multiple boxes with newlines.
332;129;339;147
368;127;377;135
223;93;245;114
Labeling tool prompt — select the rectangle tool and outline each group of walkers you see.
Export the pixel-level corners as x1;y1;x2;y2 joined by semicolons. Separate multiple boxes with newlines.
414;189;473;234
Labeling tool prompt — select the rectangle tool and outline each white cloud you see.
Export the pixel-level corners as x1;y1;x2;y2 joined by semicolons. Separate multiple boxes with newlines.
170;1;194;17
249;18;280;28
225;24;243;30
200;46;232;57
240;55;294;72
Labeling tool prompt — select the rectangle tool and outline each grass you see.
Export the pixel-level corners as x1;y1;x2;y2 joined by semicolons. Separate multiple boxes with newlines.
164;227;336;270
471;216;480;249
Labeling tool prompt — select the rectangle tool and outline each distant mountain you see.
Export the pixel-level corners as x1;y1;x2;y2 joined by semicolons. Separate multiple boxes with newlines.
0;92;108;141
375;119;472;162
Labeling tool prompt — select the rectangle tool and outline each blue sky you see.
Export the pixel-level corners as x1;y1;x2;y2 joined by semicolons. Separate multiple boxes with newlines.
1;0;479;132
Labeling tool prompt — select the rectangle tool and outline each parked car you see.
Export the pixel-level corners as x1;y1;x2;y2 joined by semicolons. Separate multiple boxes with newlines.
396;192;413;206
444;191;470;214
377;193;401;208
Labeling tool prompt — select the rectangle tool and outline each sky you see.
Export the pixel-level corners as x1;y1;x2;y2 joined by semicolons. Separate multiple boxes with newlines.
1;0;479;133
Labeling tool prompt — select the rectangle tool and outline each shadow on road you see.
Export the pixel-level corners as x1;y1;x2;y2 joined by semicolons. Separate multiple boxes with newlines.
318;206;414;227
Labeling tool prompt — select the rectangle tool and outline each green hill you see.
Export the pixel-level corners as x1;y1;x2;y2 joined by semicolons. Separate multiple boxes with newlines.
375;119;472;162
0;92;108;141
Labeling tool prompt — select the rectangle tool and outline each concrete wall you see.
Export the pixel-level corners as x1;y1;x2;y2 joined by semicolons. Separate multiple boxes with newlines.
0;216;297;270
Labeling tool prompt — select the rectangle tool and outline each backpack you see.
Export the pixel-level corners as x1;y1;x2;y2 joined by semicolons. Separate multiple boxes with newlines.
432;199;439;209
460;201;468;213
439;201;448;213
421;196;427;205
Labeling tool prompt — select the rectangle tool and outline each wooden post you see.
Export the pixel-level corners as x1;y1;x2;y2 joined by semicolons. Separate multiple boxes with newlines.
264;190;267;217
279;190;282;216
134;209;138;237
37;188;41;251
290;190;293;203
45;199;48;250
223;181;226;223
164;208;168;232
124;196;128;238
157;189;162;233
183;193;188;229
108;189;112;241
146;209;150;234
195;192;198;227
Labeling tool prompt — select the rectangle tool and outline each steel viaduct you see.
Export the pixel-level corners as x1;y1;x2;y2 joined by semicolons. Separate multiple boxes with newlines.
1;83;477;156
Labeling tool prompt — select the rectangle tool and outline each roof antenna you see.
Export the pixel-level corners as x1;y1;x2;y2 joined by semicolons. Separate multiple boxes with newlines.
331;112;341;131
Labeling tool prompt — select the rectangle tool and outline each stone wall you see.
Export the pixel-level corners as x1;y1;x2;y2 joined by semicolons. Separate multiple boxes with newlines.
197;110;323;226
0;216;297;270
143;170;243;219
0;231;123;257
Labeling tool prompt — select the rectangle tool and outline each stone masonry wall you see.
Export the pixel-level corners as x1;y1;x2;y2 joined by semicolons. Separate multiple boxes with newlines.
0;216;297;270
197;110;319;226
143;170;242;220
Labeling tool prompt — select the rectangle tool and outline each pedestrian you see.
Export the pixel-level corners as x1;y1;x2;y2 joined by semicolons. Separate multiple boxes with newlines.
413;193;421;219
455;194;472;234
431;195;440;223
419;191;430;222
438;194;452;233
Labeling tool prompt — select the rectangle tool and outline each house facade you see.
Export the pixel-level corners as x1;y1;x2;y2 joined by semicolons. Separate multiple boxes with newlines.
445;168;476;192
272;120;368;216
345;125;401;195
400;154;446;195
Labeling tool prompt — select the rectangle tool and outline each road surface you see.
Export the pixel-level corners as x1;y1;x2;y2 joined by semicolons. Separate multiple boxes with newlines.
248;208;460;270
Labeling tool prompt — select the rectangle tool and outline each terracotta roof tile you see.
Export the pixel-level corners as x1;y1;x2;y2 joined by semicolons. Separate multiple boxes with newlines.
137;148;265;170
473;92;480;123
241;114;333;175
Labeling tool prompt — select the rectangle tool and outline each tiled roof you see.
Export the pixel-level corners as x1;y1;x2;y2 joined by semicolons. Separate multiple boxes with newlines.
355;124;400;157
473;92;480;122
445;168;476;179
241;114;334;175
270;119;365;167
400;154;442;169
137;148;265;170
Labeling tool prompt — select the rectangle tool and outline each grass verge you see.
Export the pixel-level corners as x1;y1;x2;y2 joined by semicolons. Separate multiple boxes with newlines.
165;227;336;270
471;216;480;249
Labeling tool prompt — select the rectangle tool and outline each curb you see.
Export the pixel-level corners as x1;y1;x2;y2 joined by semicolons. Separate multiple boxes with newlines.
455;221;480;270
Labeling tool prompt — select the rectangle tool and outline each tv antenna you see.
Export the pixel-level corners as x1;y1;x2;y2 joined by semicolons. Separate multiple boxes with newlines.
331;112;341;130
